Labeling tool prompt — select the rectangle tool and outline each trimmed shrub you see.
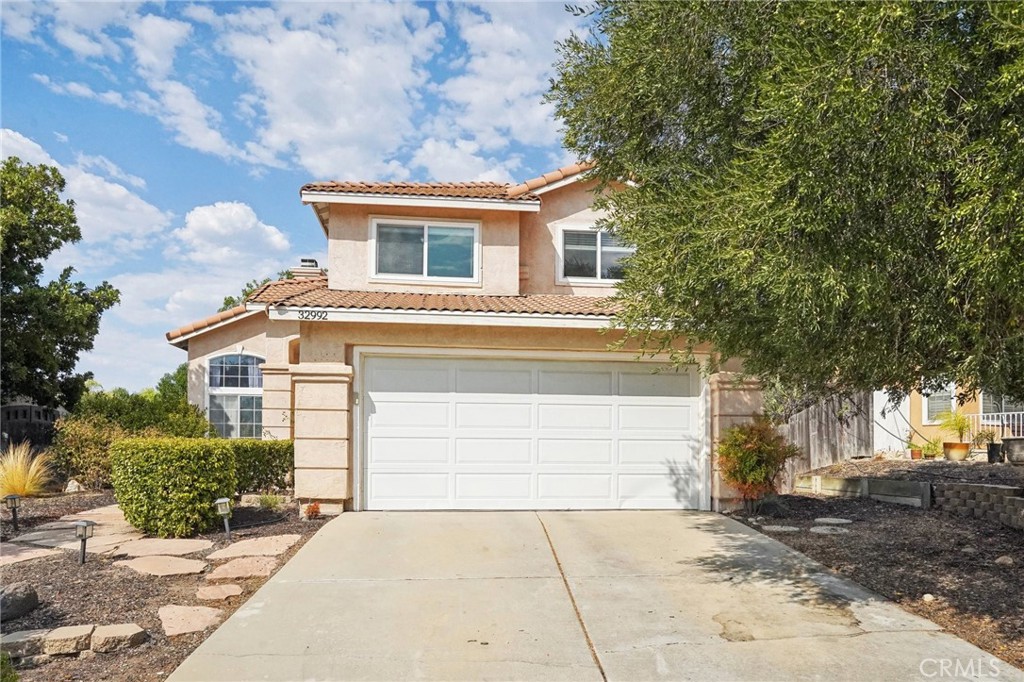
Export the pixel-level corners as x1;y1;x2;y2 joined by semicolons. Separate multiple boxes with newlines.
229;440;294;493
717;416;800;508
51;415;134;489
111;438;236;537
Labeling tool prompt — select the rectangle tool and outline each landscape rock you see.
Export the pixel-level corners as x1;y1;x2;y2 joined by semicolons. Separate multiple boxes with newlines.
114;555;207;576
0;582;39;622
196;584;242;601
64;479;84;493
13;654;50;669
43;625;94;655
761;525;800;533
206;535;300;560
994;555;1014;567
0;544;62;567
1;629;49;658
158;605;222;636
206;556;277;581
814;517;853;525
809;526;850;535
960;547;978;555
113;538;213;558
922;593;936;602
78;649;96;660
90;624;148;653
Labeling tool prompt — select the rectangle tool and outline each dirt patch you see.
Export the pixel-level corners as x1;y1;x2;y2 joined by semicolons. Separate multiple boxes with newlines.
807;459;1024;486
734;495;1024;670
1;491;117;542
1;498;327;681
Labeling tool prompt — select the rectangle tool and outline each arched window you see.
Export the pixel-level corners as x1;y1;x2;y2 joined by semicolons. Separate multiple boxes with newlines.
208;354;263;438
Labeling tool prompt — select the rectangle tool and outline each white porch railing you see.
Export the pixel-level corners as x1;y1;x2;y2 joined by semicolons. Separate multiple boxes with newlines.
966;412;1024;442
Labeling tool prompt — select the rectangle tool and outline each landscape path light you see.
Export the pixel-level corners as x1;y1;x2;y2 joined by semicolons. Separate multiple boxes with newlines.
4;494;21;533
215;497;232;542
74;520;96;564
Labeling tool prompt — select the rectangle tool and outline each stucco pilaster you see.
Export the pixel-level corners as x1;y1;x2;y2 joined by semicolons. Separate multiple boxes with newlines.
260;363;293;441
708;372;763;511
290;362;352;511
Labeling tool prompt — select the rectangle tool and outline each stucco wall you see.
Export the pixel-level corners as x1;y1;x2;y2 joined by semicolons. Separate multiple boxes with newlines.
184;313;271;407
326;203;520;295
519;180;620;296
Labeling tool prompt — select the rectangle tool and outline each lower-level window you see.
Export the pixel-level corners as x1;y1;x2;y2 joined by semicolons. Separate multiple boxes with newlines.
209;394;263;439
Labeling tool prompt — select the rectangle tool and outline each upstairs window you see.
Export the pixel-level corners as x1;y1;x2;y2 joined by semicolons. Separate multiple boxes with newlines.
208;354;263;439
561;229;633;281
372;218;478;281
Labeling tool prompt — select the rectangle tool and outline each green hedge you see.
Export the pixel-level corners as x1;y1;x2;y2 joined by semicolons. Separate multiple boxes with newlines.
230;439;294;493
111;438;236;537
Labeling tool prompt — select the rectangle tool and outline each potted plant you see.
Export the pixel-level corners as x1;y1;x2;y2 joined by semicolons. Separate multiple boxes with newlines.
906;432;923;460
922;439;942;459
972;429;1001;464
1005;437;1024;467
937;411;972;461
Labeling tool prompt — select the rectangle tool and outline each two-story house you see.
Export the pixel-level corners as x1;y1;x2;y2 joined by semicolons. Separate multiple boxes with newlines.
166;163;761;513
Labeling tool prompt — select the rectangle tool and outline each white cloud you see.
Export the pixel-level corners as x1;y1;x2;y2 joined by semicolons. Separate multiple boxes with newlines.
128;14;191;78
1;128;56;165
169;201;290;269
79;319;187;391
75;152;146;189
410;137;521;182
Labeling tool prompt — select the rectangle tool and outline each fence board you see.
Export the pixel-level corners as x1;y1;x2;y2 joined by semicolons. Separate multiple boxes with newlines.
779;391;872;493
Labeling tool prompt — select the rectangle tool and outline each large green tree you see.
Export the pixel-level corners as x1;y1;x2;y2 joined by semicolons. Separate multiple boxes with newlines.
1;157;120;408
550;1;1024;403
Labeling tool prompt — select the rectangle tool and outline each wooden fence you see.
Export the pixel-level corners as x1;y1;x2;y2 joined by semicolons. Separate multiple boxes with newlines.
778;391;873;493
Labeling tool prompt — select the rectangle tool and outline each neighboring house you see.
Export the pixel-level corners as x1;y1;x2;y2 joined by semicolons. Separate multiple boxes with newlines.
166;164;761;513
0;400;66;448
907;387;1024;445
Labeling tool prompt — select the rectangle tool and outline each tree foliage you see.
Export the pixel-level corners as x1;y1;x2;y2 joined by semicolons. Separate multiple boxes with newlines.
1;157;120;408
549;1;1024;402
220;270;293;312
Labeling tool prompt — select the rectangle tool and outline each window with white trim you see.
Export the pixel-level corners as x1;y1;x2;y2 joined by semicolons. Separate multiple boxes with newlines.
923;385;954;423
372;218;478;280
560;229;633;281
208;354;263;439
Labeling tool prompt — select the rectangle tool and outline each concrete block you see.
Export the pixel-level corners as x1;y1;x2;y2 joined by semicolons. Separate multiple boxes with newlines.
294;410;348;440
43;625;94;655
1;629;49;658
294;438;348;469
294;467;349;500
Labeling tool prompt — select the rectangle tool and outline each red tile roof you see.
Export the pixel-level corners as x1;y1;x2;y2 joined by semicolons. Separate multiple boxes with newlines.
247;277;615;316
165;305;251;342
508;161;595;197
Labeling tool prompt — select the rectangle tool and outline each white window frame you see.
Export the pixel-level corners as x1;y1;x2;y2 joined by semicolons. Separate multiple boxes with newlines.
981;392;1024;423
369;216;481;285
206;353;265;439
555;226;633;286
922;383;955;425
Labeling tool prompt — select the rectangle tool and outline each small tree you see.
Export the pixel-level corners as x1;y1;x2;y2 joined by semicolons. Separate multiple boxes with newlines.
717;417;800;511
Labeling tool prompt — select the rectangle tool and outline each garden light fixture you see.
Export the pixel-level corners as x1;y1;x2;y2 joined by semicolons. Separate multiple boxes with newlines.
4;494;20;533
215;497;232;541
74;520;96;564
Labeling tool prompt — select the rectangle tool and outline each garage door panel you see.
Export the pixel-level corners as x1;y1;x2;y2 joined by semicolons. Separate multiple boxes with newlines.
538;404;613;429
456;473;532;499
619;371;695;397
371;437;448;465
370;472;448;500
370;365;450;393
538;439;612;464
618;439;697;465
372;401;449;428
456;368;532;394
538;474;612;500
539;371;613;396
455;403;532;428
619;404;693;430
455;438;532;464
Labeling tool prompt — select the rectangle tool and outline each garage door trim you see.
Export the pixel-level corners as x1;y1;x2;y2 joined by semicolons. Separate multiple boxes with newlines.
351;346;711;511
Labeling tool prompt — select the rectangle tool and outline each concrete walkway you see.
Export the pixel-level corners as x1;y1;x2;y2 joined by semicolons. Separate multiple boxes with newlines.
169;512;1021;682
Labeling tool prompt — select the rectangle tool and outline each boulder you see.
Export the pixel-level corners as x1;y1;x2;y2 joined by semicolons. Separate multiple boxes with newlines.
64;479;84;493
0;582;39;622
90;624;148;652
995;555;1014;567
43;625;94;655
1;629;49;658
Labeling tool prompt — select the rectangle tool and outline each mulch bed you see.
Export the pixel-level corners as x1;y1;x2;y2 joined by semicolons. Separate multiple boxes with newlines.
733;494;1024;670
807;458;1024;486
1;496;328;681
1;491;117;543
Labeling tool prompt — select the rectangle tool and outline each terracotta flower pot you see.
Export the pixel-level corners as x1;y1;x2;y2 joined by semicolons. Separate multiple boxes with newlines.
910;449;923;460
943;442;971;461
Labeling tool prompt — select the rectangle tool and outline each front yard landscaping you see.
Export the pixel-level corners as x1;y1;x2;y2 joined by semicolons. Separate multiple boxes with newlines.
807;457;1024;486
734;493;1023;670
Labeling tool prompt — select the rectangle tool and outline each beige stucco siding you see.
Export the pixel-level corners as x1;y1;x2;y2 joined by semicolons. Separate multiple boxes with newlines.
326;204;520;295
185;314;270;407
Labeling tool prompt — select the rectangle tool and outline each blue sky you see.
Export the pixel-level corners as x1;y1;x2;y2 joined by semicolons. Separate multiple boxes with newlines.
1;1;582;392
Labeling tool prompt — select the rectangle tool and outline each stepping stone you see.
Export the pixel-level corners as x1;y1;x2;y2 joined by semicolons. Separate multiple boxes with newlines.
810;526;850;535
0;543;61;567
115;556;207;577
814;517;853;525
196;584;242;601
113;538;213;557
158;605;222;636
43;625;94;655
91;624;147;652
0;629;50;658
206;534;301;560
13;531;143;554
761;525;800;533
206;556;277;581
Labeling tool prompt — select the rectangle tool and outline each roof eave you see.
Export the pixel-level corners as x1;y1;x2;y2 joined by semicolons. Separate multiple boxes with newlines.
300;191;541;213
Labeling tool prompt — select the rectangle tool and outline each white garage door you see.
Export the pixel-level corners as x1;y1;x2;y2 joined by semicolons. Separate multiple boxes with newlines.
361;355;706;510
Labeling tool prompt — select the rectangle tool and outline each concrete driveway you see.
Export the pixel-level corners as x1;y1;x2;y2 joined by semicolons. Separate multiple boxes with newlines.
169;512;1020;681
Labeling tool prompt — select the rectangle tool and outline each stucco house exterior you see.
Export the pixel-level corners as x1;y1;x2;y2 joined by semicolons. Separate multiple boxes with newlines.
906;387;1024;447
166;164;762;514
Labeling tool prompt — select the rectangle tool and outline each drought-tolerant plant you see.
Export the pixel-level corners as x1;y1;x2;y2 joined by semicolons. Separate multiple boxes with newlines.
937;410;972;443
304;501;321;520
0;441;53;497
922;439;943;458
111;438;236;537
258;494;283;511
972;429;997;448
717;416;800;509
